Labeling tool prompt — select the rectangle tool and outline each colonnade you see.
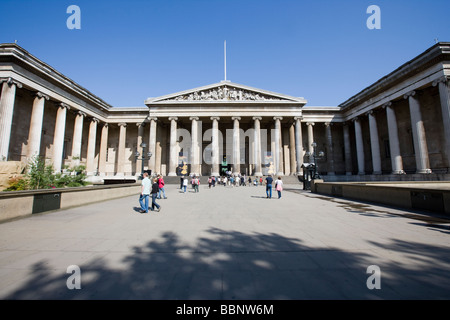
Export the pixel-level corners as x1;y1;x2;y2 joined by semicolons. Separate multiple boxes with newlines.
1;74;449;178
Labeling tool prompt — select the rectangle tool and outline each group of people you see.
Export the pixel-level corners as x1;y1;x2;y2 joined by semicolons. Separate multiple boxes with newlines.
138;173;167;213
138;172;284;213
205;173;284;199
180;175;200;193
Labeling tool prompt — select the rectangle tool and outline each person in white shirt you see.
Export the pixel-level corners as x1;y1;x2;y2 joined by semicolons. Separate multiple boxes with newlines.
275;176;283;199
139;172;151;213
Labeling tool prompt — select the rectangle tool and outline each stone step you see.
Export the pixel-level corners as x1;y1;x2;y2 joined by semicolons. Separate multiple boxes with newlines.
160;175;301;185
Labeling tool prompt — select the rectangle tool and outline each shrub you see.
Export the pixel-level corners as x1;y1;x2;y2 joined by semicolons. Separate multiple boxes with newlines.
4;176;29;191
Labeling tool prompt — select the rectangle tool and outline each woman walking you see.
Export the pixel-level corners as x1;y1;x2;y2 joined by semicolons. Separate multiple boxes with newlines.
157;175;167;199
275;176;283;199
151;177;161;212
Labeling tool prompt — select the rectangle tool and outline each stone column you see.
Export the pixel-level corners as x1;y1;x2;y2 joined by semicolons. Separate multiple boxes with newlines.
367;110;382;174
253;116;262;176
27;92;49;159
273;116;284;176
324;123;335;175
0;78;22;161
353;117;365;175
232;116;241;175
433;76;450;168
168;117;178;176
190;116;200;176
343;123;352;175
71;110;86;166
306;122;315;163
383;102;404;174
404;91;431;173
210;116;220;176
148;117;158;174
86;118;99;175
289;122;296;175
294;117;303;175
136;122;145;176
52;103;70;173
98;123;109;176
117;123;127;176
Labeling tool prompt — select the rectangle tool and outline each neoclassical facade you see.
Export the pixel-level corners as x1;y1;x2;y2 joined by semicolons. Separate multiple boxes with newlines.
0;42;449;185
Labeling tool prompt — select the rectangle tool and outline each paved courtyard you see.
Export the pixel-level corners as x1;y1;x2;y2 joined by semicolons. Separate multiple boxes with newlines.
0;183;449;300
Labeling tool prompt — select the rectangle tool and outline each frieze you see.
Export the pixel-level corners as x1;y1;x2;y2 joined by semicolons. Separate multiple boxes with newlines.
167;86;283;102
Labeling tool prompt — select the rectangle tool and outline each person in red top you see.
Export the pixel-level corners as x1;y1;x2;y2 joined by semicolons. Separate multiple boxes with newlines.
157;175;167;199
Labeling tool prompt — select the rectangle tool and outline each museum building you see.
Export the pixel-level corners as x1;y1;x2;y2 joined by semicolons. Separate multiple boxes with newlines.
0;42;449;185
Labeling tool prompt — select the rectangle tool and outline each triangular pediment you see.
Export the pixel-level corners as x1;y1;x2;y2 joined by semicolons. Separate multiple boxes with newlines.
145;81;306;104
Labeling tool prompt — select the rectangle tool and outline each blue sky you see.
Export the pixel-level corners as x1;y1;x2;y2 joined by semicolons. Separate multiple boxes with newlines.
1;0;449;107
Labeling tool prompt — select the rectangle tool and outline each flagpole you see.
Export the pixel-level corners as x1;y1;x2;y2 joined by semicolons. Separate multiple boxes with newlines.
224;40;227;81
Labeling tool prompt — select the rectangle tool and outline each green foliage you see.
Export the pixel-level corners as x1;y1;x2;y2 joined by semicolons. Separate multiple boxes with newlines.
3;156;89;191
4;176;29;191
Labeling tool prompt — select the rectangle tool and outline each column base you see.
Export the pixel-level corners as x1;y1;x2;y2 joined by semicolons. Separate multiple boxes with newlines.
372;171;382;175
417;169;432;174
358;172;365;175
392;170;406;174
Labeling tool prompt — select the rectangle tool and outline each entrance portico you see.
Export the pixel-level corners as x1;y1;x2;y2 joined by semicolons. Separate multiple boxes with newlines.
144;81;307;177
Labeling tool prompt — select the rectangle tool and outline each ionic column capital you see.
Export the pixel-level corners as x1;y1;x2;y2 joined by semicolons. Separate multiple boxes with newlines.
352;117;360;123
189;116;200;121
1;77;23;89
147;116;158;122
306;122;315;126
324;122;333;127
90;117;100;123
231;116;241;121
366;110;375;116
273;116;283;121
252;116;262;121
294;116;303;121
35;92;50;100
168;116;178;122
136;122;146;127
76;110;87;117
210;116;220;121
382;101;392;109
59;102;70;110
432;75;450;87
118;122;127;127
404;90;416;99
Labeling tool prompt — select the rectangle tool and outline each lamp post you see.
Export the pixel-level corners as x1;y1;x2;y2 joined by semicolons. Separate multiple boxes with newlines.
135;142;152;179
305;142;325;179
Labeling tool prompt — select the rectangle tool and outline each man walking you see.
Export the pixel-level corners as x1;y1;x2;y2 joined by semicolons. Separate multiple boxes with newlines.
265;175;273;199
139;172;151;213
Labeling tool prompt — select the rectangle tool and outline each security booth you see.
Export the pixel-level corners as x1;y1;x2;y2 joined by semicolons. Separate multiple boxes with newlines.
302;163;316;190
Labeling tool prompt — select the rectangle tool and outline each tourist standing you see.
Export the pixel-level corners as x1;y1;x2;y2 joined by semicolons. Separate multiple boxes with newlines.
265;175;273;199
183;176;188;193
139;172;151;213
151;177;161;212
275;176;283;199
193;176;200;192
157;175;167;199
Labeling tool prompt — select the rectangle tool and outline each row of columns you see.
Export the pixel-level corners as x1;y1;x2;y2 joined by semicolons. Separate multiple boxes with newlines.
164;116;304;177
0;78;102;174
351;78;450;175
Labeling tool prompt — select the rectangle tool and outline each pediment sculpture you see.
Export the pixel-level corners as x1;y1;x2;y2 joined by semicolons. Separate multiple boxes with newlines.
168;86;283;102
